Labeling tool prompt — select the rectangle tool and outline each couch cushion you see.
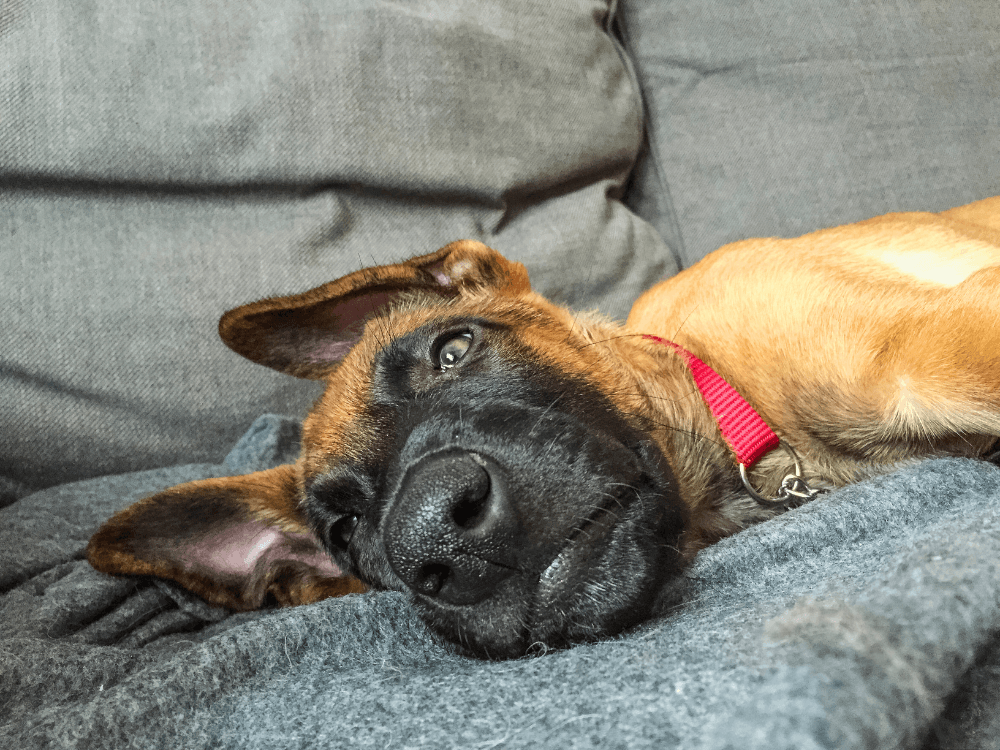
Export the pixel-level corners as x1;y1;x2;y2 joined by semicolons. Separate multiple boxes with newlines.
1;0;673;488
620;0;1000;267
4;0;623;191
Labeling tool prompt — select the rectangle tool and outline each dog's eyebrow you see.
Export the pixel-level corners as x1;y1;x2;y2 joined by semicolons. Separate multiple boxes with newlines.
408;315;511;334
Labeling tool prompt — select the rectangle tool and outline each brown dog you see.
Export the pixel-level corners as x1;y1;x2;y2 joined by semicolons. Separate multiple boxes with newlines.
88;197;1000;658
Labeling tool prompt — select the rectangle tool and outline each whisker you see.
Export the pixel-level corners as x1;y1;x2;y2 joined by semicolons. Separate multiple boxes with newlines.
606;408;729;452
578;332;659;350
539;428;569;461
528;392;566;436
594;387;705;406
671;304;701;341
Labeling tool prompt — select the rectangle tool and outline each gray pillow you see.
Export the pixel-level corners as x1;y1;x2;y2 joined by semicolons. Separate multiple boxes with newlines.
619;0;1000;267
1;0;672;488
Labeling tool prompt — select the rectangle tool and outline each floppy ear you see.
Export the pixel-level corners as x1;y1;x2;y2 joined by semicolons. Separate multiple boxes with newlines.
87;465;366;610
219;239;531;379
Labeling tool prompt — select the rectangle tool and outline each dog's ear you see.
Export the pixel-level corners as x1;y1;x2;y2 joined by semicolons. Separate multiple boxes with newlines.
220;239;531;379
87;465;366;610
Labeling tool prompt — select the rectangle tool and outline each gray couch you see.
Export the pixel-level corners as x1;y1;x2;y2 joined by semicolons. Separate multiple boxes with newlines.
3;1;999;747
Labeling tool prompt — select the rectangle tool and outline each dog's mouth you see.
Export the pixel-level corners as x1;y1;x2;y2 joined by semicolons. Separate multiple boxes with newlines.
529;502;622;639
535;496;624;601
523;461;685;655
534;490;631;606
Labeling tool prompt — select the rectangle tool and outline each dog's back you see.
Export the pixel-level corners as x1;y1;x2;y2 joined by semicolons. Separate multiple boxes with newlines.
628;196;1000;484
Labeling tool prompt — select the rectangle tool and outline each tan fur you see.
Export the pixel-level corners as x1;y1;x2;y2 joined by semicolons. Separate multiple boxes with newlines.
88;199;1000;614
627;198;1000;503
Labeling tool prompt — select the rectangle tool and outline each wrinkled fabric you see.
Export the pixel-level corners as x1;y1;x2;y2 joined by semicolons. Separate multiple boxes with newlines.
620;0;1000;266
1;0;672;488
2;415;999;749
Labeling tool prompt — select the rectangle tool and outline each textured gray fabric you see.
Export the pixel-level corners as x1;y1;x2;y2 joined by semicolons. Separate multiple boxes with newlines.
0;475;32;509
2;415;1000;749
619;0;1000;267
2;0;624;189
5;2;1000;745
1;0;674;488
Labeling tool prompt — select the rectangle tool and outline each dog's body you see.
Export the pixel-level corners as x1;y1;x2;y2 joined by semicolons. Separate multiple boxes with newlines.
89;197;1000;658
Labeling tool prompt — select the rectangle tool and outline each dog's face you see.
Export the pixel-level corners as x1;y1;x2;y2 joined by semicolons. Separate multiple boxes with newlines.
89;241;690;658
297;292;686;657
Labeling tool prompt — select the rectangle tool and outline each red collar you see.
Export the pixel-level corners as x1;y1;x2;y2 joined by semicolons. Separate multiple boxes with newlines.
643;335;779;465
643;335;822;506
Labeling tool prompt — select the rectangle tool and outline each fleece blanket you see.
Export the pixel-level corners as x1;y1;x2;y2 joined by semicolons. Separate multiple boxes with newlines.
2;415;999;750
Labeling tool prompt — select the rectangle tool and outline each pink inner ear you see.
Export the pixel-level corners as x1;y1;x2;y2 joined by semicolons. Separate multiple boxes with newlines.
426;265;452;286
425;257;477;286
305;338;356;364
184;521;340;579
299;290;402;365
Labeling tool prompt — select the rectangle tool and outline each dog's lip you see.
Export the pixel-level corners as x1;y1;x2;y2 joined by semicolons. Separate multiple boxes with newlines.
534;441;664;590
532;493;627;613
526;441;680;650
539;500;615;580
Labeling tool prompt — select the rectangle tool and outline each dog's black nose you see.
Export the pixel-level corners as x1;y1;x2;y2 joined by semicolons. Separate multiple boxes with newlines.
383;451;522;605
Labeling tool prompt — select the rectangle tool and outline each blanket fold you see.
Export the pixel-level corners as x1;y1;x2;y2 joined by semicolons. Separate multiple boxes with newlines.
2;415;998;749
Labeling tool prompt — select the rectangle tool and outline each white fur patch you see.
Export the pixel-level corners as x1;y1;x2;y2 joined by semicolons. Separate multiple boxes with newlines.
877;248;994;287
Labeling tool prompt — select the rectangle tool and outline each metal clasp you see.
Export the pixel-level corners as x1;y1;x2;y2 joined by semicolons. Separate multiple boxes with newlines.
739;441;826;508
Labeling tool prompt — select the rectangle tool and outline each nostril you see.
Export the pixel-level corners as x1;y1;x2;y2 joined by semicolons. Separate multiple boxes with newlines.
328;514;359;551
451;475;491;530
414;563;450;597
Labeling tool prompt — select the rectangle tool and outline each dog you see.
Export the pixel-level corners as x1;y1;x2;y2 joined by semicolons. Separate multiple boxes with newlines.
88;196;1000;658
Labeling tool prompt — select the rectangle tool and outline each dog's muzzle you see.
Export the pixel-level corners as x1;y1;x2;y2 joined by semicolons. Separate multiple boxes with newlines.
313;388;688;658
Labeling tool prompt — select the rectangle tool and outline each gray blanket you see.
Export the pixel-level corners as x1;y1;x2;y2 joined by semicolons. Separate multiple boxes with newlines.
3;415;999;749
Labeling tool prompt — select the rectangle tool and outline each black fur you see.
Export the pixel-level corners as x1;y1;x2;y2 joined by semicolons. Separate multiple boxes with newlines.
304;316;686;658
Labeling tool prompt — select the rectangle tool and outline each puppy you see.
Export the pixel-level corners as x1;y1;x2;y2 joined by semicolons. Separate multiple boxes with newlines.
89;197;1000;658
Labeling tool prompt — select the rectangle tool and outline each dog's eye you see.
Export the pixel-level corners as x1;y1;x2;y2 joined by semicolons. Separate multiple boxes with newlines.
329;514;359;551
436;332;473;369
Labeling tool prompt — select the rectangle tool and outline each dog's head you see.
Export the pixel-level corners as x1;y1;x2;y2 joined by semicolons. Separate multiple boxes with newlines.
89;241;707;658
